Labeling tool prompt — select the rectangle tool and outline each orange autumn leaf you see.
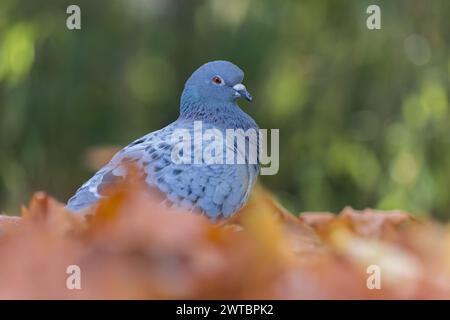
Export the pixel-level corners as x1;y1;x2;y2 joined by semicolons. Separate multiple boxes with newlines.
1;176;450;299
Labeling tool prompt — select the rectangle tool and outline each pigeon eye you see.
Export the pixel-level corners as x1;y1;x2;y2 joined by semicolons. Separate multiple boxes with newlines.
212;76;223;85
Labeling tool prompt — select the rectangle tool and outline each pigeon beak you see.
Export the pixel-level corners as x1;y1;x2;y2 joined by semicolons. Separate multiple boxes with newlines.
233;83;253;102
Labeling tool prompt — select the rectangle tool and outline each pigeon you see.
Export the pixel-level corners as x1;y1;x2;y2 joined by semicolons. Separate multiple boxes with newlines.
67;60;260;219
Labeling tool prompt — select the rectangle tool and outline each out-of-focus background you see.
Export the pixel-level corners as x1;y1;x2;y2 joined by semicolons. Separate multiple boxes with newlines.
1;0;450;219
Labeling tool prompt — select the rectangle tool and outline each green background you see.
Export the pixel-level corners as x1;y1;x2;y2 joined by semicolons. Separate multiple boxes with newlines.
1;0;450;219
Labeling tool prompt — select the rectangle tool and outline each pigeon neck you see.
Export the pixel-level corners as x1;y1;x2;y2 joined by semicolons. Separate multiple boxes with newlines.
180;100;235;124
179;94;251;129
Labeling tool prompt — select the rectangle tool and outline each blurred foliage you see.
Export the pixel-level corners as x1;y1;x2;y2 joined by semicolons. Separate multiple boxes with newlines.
2;177;450;299
0;179;449;298
1;0;450;219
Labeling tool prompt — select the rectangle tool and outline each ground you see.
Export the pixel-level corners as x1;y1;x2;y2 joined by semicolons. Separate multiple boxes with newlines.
0;182;449;299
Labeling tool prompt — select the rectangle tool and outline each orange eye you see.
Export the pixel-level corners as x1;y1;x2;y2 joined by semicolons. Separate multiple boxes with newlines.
212;76;223;85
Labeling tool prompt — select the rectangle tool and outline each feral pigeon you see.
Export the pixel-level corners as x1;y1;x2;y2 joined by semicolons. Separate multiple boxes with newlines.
67;60;260;219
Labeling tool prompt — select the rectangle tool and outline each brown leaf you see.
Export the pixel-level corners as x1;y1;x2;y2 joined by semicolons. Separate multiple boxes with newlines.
1;175;450;299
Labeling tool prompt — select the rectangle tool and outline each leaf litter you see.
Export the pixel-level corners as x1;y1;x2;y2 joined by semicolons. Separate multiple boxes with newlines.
0;174;449;299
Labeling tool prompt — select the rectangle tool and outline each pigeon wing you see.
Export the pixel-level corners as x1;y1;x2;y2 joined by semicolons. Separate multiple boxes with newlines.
66;129;165;211
67;122;259;218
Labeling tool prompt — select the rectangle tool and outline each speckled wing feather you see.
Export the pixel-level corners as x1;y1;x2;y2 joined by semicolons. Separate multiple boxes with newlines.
67;121;259;219
66;128;164;211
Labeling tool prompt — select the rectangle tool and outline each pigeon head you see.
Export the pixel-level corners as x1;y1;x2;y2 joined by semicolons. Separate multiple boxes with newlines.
181;61;252;111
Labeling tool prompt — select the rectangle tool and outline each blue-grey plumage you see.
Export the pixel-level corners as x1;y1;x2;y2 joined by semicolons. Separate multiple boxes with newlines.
67;61;260;219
